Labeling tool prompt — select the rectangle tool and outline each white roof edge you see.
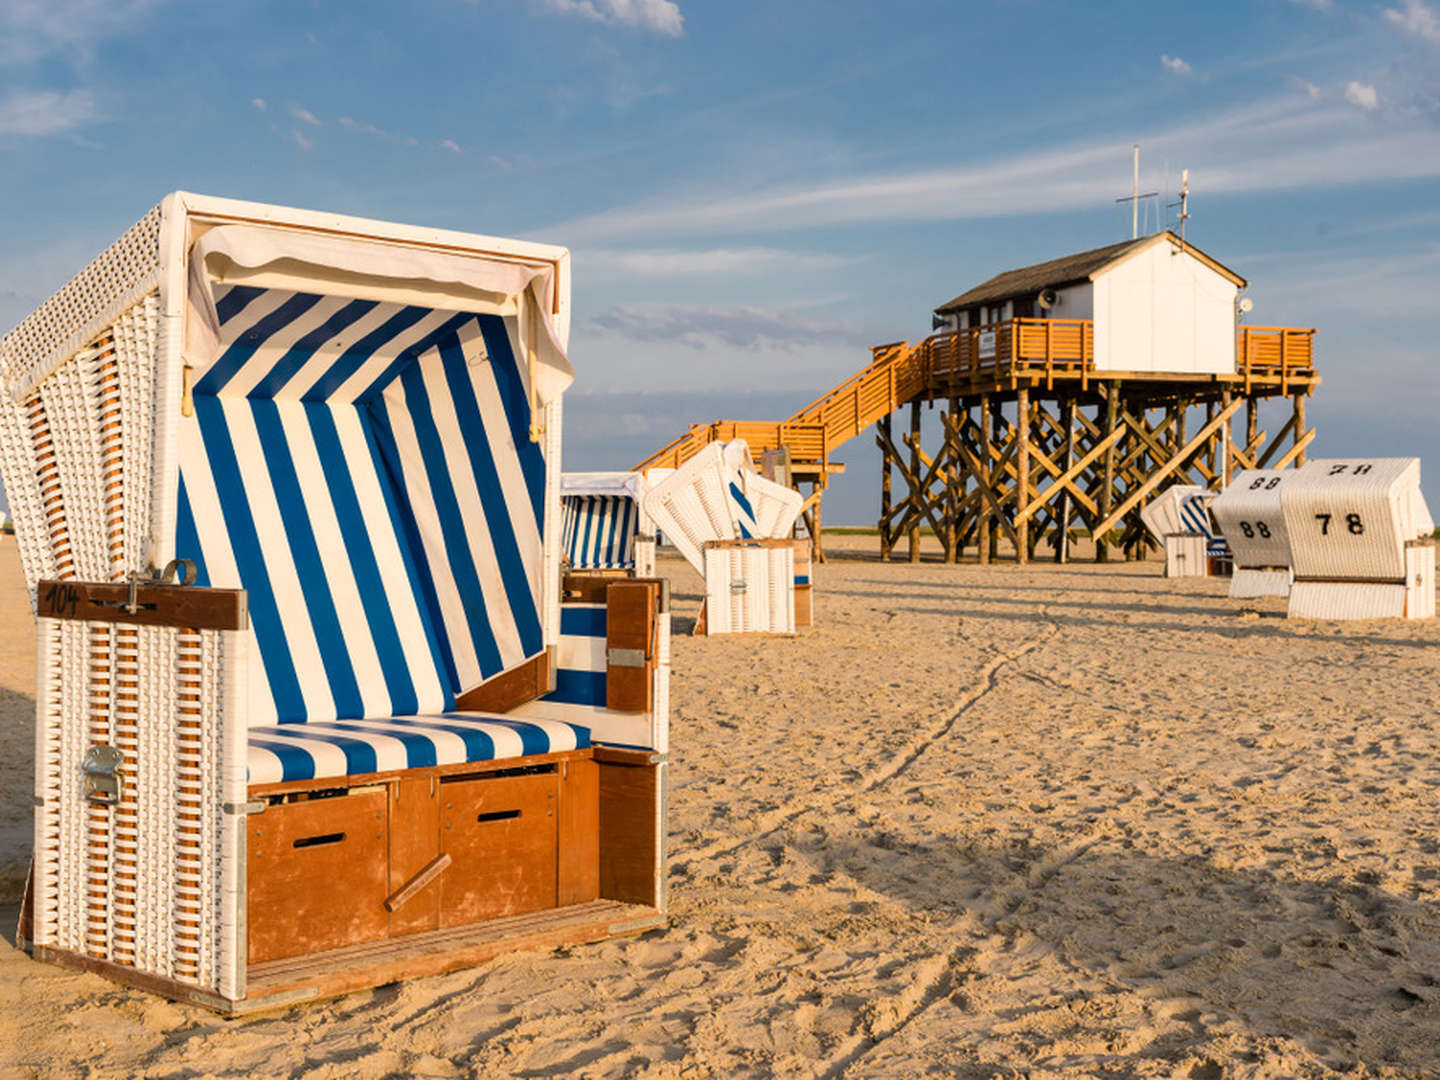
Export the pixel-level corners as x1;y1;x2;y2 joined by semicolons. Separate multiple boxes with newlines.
171;191;571;266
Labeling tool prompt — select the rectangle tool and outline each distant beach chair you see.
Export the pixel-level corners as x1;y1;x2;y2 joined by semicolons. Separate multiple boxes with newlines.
1140;484;1226;576
1281;458;1435;619
640;440;808;634
561;471;655;576
1210;469;1296;598
1;194;670;1012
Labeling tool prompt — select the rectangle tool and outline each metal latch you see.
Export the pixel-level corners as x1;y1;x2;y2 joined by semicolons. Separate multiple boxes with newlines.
730;579;748;593
83;745;124;806
607;647;646;669
123;558;198;613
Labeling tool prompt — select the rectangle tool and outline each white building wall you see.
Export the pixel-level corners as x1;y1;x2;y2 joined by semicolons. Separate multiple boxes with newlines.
1047;282;1092;320
1092;242;1238;374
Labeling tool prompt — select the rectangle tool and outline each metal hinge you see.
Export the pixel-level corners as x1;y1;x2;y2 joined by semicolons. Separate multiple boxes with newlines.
607;647;646;668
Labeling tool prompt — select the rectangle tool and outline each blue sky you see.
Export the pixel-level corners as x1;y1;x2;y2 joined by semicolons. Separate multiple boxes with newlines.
3;0;1440;522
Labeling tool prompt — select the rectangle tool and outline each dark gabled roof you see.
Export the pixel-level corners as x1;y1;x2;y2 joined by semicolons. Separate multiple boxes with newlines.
933;231;1247;315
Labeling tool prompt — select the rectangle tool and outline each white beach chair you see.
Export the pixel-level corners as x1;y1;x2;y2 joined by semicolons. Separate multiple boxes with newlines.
1;194;670;1012
1281;458;1435;619
1210;469;1296;598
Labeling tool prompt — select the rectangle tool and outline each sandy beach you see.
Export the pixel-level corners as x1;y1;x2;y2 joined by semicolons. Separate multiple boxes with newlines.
5;535;1440;1077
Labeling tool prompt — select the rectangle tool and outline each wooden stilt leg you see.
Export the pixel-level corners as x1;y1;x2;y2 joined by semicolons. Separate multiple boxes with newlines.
1293;393;1307;467
1221;389;1234;487
978;394;992;565
908;400;922;564
812;485;824;562
1058;396;1076;564
1098;382;1119;563
879;414;892;562
1016;385;1030;565
945;396;959;563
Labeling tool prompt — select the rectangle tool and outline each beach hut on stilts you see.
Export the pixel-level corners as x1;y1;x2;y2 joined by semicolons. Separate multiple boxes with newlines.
1;193;670;1012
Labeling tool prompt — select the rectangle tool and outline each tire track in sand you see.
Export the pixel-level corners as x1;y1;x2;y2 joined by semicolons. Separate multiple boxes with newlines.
678;611;1059;871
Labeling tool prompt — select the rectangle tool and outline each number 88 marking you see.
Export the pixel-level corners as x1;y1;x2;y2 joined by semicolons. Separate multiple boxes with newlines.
1238;520;1271;540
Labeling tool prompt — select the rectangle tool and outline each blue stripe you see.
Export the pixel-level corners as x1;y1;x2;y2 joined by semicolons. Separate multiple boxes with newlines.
376;716;497;761
560;605;606;637
730;481;757;539
304;723;438;770
174;475;210;588
197;292;324;395
476;315;546;528
267;728;383;776
301;304;433;403
386;363;507;677
795;575;810;585
547;670;607;707
436;333;543;657
215;285;266;325
355;313;473;404
469;716;586;754
248;299;379;399
306;404;421;715
248;738;317;783
250;400;364;719
365;402;460;698
192;395;305;721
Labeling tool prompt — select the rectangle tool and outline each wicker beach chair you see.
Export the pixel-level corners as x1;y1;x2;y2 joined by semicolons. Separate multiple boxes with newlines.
561;472;656;576
2;194;670;1012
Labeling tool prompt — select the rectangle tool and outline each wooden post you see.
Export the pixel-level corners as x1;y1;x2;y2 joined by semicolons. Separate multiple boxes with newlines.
1292;392;1307;467
1221;389;1234;487
1097;382;1119;563
1246;396;1258;468
1057;395;1076;564
908;400;922;563
1015;384;1030;565
811;482;824;563
944;396;960;563
879;414;892;561
990;398;1003;562
978;394;992;565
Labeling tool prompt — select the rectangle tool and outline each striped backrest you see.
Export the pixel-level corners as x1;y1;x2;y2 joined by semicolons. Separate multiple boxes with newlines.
562;496;637;570
175;285;548;727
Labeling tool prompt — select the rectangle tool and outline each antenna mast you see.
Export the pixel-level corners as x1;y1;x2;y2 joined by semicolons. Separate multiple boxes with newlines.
1114;146;1158;240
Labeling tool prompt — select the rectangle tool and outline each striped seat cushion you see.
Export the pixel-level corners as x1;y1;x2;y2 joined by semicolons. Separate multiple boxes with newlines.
177;285;547;726
247;713;590;785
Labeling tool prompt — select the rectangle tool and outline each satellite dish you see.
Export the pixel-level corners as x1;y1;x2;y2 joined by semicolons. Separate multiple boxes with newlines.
1037;287;1058;310
932;312;948;331
1238;298;1253;314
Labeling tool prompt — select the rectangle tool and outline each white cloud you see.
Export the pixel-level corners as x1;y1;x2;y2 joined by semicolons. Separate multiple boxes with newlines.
1161;54;1192;75
1295;79;1322;101
0;89;95;135
339;115;418;146
289;104;322;127
581;303;864;350
550;96;1440;242
0;0;165;64
531;0;684;37
1383;0;1440;43
251;97;267;111
1344;81;1380;110
439;138;462;153
581;247;857;276
288;128;314;152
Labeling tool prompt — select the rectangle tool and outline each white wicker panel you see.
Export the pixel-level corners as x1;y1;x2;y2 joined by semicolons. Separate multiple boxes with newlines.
703;545;796;635
1163;534;1207;578
542;397;563;647
1140;484;1206;544
1288;582;1406;620
0;204;162;401
1230;568;1292;599
645;443;740;576
1282;459;1426;585
1407;541;1436;620
31;617;63;946
1211;469;1293;572
651;610;671;755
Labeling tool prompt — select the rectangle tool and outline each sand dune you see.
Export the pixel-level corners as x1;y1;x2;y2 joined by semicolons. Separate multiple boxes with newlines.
5;536;1440;1077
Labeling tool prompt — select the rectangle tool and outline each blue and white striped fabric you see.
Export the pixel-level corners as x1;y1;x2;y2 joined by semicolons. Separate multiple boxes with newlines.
544;603;607;708
246;713;590;785
562;496;637;570
176;285;548;727
1179;493;1228;557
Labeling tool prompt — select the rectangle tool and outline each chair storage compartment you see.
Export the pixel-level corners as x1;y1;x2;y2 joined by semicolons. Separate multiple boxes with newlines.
248;789;391;964
440;767;560;927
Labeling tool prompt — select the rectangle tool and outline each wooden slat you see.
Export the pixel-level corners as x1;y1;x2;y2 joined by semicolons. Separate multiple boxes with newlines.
36;579;247;631
605;580;658;713
454;650;553;713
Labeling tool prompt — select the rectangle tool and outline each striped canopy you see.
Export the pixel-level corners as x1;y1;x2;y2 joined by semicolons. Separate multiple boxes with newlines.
176;284;549;727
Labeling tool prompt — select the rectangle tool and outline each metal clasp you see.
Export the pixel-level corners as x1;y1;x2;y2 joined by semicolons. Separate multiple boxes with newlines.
83;745;124;806
123;558;198;613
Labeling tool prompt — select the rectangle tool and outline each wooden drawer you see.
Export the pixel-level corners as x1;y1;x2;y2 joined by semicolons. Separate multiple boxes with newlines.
439;768;559;927
247;789;390;964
